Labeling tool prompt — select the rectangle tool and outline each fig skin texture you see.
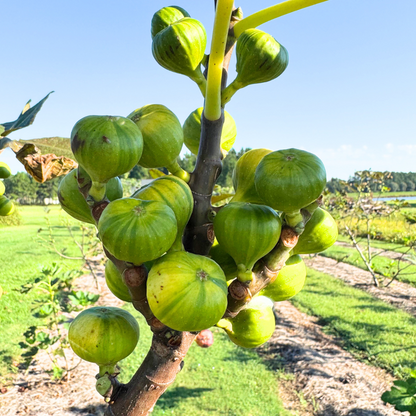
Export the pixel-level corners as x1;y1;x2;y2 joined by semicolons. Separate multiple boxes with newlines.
98;198;177;265
58;169;123;224
151;6;190;39
0;195;15;216
183;107;236;157
70;115;143;184
68;306;139;369
128;104;183;169
231;148;272;204
213;202;282;282
105;260;132;303
292;208;338;255
219;296;275;349
259;255;306;302
255;148;326;213
147;251;228;332
0;162;11;179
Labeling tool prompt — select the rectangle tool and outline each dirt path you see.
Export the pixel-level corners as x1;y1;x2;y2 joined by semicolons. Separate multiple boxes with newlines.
260;301;400;416
305;255;416;318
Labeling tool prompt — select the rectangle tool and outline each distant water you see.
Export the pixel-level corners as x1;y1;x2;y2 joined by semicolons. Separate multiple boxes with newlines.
376;196;416;201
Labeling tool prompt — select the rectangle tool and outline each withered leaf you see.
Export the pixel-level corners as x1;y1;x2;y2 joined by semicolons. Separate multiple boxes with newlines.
16;143;77;183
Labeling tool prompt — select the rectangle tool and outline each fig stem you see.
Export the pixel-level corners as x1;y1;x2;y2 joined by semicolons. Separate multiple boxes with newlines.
89;181;106;203
204;0;234;121
191;67;208;97
166;160;190;183
233;0;328;38
98;364;117;377
221;80;241;106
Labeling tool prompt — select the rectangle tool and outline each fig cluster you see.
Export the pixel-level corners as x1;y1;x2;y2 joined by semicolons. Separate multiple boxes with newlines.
64;4;340;390
0;162;15;217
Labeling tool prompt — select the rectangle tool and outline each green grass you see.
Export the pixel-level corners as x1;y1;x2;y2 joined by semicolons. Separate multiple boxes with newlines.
293;269;416;377
119;305;290;416
347;191;416;199
337;234;413;253
0;206;93;377
321;244;416;286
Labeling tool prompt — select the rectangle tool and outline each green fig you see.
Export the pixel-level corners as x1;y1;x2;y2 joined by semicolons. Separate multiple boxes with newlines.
183;107;237;157
255;148;326;213
214;202;282;282
152;18;207;95
151;6;190;39
259;255;306;301
0;162;11;179
218;296;275;348
147;251;228;332
127;104;188;181
209;239;238;281
71;115;143;201
222;29;289;105
231;148;272;204
0;181;5;197
292;208;338;255
0;195;15;216
132;175;193;251
105;260;132;303
98;198;177;265
58;169;123;224
68;306;139;376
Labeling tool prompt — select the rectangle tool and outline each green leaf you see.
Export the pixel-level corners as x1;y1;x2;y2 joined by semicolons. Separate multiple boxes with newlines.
382;379;416;413
17;137;73;159
0;92;53;137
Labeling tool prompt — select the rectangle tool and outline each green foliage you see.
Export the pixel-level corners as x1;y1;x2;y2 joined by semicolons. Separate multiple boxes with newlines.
382;371;416;415
3;172;60;204
18;262;98;379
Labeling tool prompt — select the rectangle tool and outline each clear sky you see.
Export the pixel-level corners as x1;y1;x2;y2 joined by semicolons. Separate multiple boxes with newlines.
1;0;415;180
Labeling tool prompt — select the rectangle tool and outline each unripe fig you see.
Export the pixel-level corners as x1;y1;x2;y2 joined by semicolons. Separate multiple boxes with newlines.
183;107;237;157
0;195;15;216
71;115;143;200
132;176;193;251
127;105;188;181
58;169;123;224
68;306;139;376
195;329;214;348
292;208;338;255
222;29;289;105
98;198;177;264
214;202;282;282
0;162;11;179
255;149;326;213
259;255;306;301
231;148;272;204
209;239;238;281
147;251;228;332
104;260;132;303
0;181;5;196
152;18;207;94
151;6;190;39
218;296;275;349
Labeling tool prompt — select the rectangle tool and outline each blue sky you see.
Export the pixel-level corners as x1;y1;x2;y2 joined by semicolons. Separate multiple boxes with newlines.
1;0;415;180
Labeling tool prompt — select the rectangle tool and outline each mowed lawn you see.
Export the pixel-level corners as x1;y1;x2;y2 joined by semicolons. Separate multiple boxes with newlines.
0;206;89;377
